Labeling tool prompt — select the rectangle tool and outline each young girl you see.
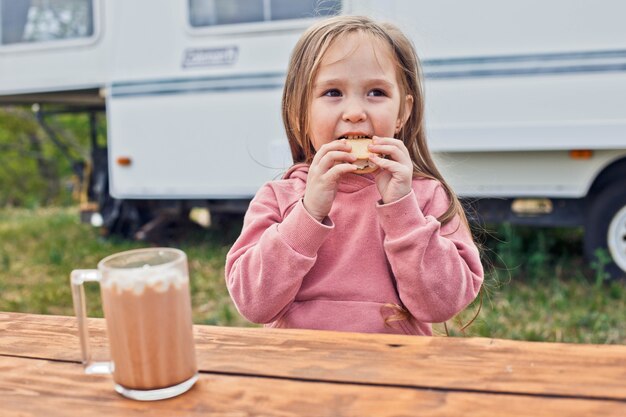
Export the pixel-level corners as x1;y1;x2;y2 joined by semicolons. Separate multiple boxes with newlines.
225;15;484;336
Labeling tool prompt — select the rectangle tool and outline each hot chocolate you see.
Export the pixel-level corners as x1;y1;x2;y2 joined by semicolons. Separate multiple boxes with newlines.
101;272;197;390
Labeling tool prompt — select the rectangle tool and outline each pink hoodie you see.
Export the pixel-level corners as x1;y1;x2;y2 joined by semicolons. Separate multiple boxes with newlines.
225;164;483;335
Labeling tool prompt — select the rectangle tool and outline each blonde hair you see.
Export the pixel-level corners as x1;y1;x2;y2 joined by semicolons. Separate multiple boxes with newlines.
282;15;478;331
282;15;466;227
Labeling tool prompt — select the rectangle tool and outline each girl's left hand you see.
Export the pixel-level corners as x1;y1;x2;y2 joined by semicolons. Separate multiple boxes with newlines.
368;136;413;204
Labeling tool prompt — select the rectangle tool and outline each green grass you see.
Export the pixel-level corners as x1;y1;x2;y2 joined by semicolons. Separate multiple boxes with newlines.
0;206;249;327
439;224;626;343
0;207;624;344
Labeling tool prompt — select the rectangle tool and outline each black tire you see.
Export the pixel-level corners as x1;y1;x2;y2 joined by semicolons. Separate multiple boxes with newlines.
100;195;144;238
585;182;626;280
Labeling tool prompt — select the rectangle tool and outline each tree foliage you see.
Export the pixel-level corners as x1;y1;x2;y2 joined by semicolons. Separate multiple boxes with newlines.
0;106;98;208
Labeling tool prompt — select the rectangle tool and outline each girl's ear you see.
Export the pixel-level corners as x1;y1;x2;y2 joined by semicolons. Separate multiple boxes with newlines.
396;94;414;133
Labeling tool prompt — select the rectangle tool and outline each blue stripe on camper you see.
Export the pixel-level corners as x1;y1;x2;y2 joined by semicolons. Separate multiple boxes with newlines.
424;49;626;79
426;63;626;79
111;72;286;97
425;49;626;66
111;49;626;97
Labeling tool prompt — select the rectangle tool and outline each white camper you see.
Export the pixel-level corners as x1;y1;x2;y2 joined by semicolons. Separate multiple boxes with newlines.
1;0;626;278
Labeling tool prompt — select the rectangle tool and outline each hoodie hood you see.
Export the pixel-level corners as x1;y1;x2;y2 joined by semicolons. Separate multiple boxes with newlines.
282;163;309;181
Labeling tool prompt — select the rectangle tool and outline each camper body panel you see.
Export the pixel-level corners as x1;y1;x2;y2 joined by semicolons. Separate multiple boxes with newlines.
105;1;301;199
101;0;626;199
435;150;626;198
107;86;287;199
426;72;626;153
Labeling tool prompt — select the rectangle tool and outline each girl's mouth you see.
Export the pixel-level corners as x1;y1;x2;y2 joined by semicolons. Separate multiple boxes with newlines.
337;135;372;140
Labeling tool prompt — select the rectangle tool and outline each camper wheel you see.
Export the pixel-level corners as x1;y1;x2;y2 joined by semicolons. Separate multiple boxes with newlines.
585;182;626;280
99;194;149;238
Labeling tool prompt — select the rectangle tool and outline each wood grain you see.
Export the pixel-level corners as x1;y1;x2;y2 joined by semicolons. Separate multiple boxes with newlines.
2;312;626;403
1;356;625;417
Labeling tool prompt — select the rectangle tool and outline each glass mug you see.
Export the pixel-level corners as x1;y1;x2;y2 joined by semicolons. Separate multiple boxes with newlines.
70;248;198;401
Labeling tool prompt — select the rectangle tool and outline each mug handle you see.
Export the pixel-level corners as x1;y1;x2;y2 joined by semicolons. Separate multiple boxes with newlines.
70;269;111;375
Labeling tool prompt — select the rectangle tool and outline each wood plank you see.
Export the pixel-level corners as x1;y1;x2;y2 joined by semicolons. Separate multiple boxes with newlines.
2;312;626;401
1;356;625;417
0;313;109;361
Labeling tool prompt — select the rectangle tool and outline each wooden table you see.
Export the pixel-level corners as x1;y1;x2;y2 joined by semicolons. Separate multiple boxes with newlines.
1;312;625;416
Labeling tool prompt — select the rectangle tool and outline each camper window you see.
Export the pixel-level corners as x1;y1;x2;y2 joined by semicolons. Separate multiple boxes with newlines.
0;0;94;46
188;0;341;27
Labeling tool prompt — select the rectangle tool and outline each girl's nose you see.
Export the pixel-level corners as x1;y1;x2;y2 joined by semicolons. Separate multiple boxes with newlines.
342;99;367;123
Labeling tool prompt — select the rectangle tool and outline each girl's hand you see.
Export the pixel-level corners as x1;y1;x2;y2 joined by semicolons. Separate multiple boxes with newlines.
303;140;357;222
368;136;413;204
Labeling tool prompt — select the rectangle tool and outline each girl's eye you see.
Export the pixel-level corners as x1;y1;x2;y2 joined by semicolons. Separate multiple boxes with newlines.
368;89;386;97
323;89;342;97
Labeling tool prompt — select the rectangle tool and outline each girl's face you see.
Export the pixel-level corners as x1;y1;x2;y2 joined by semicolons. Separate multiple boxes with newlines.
308;32;413;151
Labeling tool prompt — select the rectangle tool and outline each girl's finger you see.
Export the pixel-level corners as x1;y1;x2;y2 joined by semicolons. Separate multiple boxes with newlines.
312;140;351;165
317;150;356;172
320;139;352;154
368;144;403;157
368;144;411;165
371;136;409;155
369;154;411;175
372;135;405;147
326;160;358;180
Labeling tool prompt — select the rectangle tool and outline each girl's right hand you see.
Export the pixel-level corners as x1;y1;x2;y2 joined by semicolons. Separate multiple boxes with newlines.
303;139;357;222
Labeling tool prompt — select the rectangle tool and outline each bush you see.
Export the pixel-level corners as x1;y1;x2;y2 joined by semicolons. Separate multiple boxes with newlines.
0;106;104;208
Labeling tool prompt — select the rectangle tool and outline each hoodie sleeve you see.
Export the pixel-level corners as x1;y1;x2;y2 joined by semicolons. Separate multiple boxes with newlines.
225;184;333;324
376;182;484;323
